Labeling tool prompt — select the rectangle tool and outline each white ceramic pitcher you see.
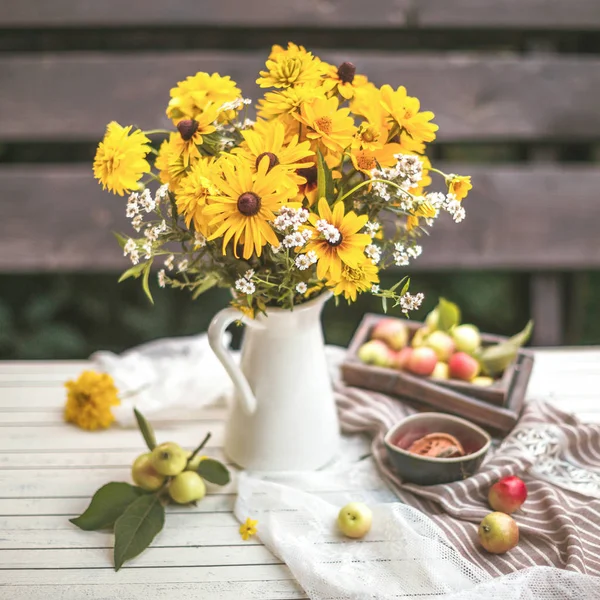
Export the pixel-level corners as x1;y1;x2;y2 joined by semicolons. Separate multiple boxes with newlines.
207;292;340;471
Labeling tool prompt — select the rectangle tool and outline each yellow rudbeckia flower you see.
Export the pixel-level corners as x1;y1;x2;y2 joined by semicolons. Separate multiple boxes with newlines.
239;517;258;541
447;175;473;201
328;258;380;302
206;156;296;260
257;42;324;89
93;122;151;196
171;104;219;168
304;198;371;280
321;61;369;100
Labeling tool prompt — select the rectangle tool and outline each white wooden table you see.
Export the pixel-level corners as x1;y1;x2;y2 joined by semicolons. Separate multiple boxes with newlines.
0;349;599;599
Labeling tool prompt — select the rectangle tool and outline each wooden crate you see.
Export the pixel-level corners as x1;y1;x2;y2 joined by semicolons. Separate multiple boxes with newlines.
341;313;534;435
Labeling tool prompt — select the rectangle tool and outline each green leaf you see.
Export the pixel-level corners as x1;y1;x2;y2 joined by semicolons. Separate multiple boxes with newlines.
134;409;156;451
389;276;408;294
381;296;388;314
478;320;534;377
437;297;461;332
113;232;129;250
142;261;154;304
69;482;146;531
316;149;334;201
118;262;147;283
113;493;165;571
197;458;231;486
192;274;219;300
400;278;411;297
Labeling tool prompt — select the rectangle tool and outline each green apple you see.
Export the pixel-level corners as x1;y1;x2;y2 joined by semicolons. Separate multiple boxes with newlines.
472;376;494;387
185;450;207;471
425;308;439;331
168;471;206;504
431;362;449;380
452;324;481;354
150;441;188;476
357;340;393;367
424;330;455;361
411;327;430;348
337;502;373;539
131;453;166;491
478;512;519;554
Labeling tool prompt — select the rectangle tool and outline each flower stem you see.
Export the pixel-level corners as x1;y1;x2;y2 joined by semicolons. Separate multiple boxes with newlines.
338;178;417;203
143;129;172;136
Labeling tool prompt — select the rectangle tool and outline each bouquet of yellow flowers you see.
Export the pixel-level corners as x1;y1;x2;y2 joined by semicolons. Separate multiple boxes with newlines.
94;42;471;317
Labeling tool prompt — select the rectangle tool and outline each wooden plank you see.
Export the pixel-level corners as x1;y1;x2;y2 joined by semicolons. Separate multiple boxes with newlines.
0;581;306;600
3;163;600;272
530;273;565;346
3;52;600;142
2;0;599;29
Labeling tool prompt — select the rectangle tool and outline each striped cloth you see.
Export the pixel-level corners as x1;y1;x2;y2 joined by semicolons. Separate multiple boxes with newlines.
335;385;600;577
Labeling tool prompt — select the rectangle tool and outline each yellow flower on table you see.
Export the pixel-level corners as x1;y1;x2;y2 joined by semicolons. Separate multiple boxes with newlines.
206;156;296;260
328;259;379;302
379;84;438;145
175;157;219;236
166;71;241;124
303;197;371;280
93;122;151;196
257;42;324;89
234;120;314;187
64;371;120;431
239;517;258;541
447;175;472;201
321;61;369;100
295;96;356;155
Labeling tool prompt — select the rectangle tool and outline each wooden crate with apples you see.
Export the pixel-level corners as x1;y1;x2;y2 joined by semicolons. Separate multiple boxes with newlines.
341;300;534;435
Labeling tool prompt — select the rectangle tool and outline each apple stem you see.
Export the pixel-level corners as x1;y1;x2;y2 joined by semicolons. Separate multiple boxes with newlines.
187;432;212;467
483;525;491;533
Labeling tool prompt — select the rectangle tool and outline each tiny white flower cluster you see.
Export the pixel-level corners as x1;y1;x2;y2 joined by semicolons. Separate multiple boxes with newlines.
139;189;156;213
164;254;175;271
443;194;466;223
365;221;380;238
144;220;167;242
400;292;425;312
365;244;381;265
296;282;308;294
177;259;189;272
282;229;312;249
239;118;256;129
123;238;139;265
371;284;380;294
235;268;256;295
219;97;252;113
142;241;152;259
274;206;310;232
393;243;422;267
157;269;167;288
270;243;283;254
315;219;341;244
155;183;170;202
295;251;318;270
370;154;424;202
194;231;207;248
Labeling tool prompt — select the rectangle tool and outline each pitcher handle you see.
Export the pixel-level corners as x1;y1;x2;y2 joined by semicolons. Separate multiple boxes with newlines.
207;307;257;415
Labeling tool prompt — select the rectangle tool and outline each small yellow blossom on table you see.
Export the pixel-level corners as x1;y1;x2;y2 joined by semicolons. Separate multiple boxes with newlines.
239;517;258;541
64;370;120;430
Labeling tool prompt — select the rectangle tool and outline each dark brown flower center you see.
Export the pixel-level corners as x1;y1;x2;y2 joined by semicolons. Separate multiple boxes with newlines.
337;62;356;84
296;165;318;187
255;152;280;172
177;119;199;141
237;192;261;216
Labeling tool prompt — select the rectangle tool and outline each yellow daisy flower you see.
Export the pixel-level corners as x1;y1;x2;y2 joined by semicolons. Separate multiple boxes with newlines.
155;133;198;193
295;161;319;206
321;61;369;100
328;259;379;302
257;42;324;89
64;371;120;431
352;121;390;152
172;105;219;167
175;157;219;236
234;120;314;187
155;139;172;187
167;71;241;124
350;85;390;133
350;144;403;175
295;96;356;155
406;201;437;232
304;197;371;280
239;517;258;541
93;122;151;196
206;156;296;260
379;84;438;145
257;85;326;124
447;175;472;201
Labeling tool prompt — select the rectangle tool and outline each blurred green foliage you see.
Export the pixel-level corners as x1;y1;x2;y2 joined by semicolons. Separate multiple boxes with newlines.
0;271;548;359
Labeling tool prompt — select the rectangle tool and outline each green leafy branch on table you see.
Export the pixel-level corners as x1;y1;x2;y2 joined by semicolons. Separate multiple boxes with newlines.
69;409;231;570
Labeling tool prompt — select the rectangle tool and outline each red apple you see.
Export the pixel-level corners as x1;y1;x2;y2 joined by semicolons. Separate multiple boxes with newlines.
371;318;409;350
478;512;519;554
449;352;480;381
357;340;392;367
488;475;528;514
391;347;413;370
425;330;455;361
431;362;449;379
407;347;438;376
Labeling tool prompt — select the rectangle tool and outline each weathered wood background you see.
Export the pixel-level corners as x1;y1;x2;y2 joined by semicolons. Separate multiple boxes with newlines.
1;0;599;345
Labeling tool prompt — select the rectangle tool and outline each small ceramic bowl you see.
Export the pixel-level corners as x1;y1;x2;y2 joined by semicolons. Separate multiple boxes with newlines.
384;413;491;486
